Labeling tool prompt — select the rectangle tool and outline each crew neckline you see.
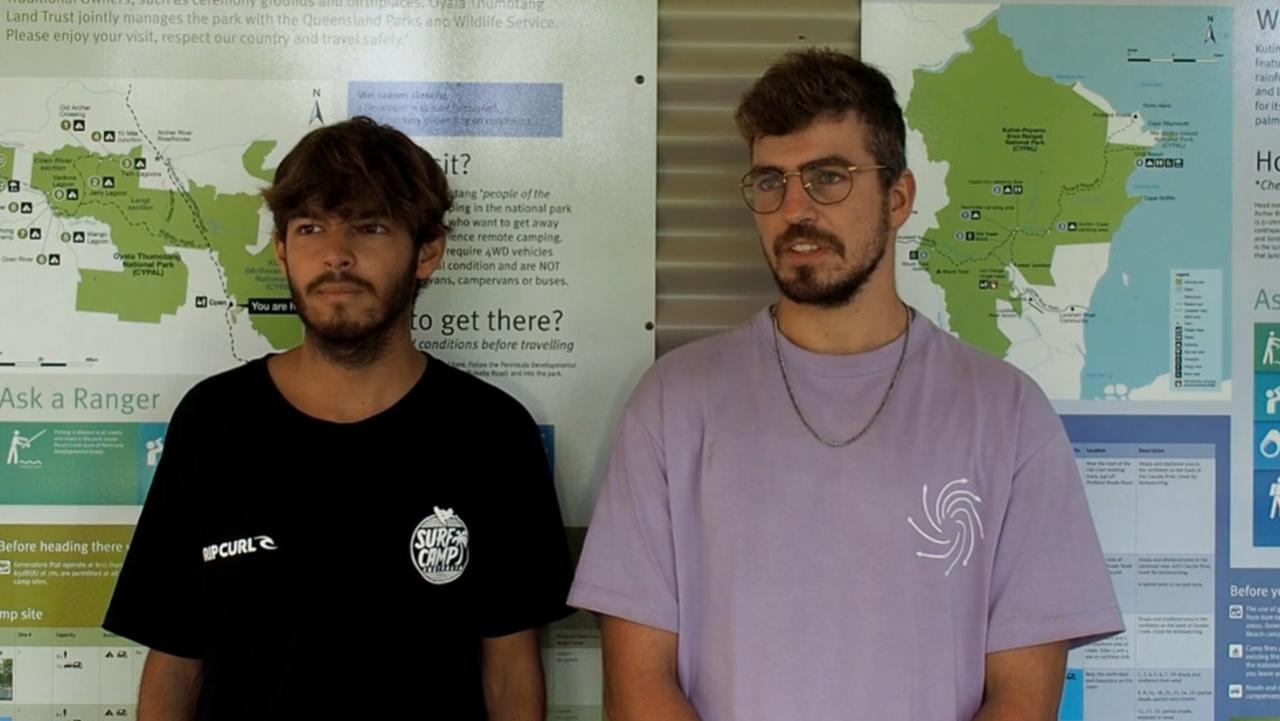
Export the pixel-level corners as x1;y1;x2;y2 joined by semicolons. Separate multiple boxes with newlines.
749;306;929;378
256;351;436;427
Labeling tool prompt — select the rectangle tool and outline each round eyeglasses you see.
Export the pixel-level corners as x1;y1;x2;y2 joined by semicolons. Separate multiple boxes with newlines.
739;163;889;214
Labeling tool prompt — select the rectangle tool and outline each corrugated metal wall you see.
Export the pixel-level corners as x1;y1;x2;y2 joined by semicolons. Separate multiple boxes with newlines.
655;0;861;355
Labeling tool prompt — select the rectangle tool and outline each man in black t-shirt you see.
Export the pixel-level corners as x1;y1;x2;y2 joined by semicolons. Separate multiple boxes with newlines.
104;116;573;720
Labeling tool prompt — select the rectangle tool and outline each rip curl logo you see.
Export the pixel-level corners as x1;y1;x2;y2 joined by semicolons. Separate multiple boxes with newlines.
907;478;984;576
411;506;470;585
202;535;277;562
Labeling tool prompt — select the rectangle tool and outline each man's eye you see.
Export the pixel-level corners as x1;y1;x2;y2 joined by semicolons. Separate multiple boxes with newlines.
811;169;849;185
360;223;389;234
754;174;784;192
294;223;320;235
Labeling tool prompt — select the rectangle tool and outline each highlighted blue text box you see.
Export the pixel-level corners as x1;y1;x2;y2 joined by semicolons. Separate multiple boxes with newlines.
348;82;563;138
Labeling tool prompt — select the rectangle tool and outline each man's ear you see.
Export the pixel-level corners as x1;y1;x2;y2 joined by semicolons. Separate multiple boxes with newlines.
273;232;287;275
886;168;916;231
416;233;447;282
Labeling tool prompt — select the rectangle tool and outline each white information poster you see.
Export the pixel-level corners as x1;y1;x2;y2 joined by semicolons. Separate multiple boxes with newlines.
0;1;655;717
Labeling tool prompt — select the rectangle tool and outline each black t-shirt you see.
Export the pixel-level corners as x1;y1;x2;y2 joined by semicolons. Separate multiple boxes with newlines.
104;354;574;720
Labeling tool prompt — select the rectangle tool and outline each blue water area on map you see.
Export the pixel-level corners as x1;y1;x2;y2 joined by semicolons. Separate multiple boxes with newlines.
995;5;1232;398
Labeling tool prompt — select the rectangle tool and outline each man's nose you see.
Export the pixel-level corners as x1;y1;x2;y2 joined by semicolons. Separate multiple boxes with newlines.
321;226;358;269
779;174;817;224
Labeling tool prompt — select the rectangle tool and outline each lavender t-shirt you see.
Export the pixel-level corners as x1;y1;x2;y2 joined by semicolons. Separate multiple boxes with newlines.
569;308;1122;721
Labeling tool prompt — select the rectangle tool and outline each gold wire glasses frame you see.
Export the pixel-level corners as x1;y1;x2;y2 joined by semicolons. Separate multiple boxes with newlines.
739;164;889;214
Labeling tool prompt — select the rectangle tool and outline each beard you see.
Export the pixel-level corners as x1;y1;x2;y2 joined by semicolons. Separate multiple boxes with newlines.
768;198;891;309
289;261;420;368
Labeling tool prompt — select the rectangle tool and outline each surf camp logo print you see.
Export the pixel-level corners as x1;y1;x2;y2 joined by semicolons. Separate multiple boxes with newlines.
411;507;470;585
908;478;984;576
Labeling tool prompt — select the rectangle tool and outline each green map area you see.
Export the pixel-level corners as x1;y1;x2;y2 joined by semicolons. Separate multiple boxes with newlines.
906;17;1146;358
242;140;277;183
0;146;13;182
17;140;300;349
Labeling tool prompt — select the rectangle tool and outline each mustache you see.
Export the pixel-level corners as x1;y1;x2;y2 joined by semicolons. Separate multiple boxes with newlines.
306;271;376;295
774;224;844;256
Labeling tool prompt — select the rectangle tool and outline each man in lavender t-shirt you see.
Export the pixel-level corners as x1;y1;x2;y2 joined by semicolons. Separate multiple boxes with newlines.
569;50;1122;721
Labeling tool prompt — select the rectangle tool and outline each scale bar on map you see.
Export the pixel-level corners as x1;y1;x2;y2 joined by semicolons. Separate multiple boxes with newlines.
0;361;91;368
1127;57;1219;63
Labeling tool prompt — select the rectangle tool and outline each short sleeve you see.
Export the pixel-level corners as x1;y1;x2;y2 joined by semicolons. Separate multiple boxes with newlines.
473;404;574;638
568;373;679;633
986;396;1124;653
102;397;207;658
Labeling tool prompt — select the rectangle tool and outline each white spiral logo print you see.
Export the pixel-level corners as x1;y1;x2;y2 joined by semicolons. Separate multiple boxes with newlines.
908;478;984;576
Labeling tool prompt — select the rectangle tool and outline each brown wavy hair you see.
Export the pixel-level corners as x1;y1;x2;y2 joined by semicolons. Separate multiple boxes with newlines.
734;49;906;190
263;116;452;247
